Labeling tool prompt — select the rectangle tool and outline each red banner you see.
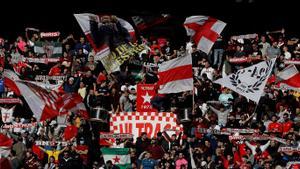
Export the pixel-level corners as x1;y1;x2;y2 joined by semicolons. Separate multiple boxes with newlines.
2;122;37;129
284;60;300;65
0;98;22;104
229;57;261;64
136;84;157;112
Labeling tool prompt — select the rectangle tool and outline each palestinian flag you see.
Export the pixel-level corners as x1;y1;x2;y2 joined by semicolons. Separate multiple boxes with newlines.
100;148;130;169
34;41;62;58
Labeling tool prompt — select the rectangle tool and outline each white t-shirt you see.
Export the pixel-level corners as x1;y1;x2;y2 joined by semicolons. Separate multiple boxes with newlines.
259;42;271;56
200;67;215;80
284;51;292;60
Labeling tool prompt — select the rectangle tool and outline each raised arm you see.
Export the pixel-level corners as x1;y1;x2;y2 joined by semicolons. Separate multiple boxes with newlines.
245;141;256;155
260;140;271;152
208;105;221;115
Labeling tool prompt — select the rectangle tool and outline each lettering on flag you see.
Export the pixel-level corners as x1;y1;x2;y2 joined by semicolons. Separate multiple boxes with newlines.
214;59;276;103
110;112;183;141
99;42;145;73
136;84;157;112
35;75;67;82
74;14;145;73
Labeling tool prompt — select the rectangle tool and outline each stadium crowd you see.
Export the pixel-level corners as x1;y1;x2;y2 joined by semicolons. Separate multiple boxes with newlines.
1;24;300;169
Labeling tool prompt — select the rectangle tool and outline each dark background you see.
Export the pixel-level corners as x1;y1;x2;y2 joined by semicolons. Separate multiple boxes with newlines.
0;0;298;43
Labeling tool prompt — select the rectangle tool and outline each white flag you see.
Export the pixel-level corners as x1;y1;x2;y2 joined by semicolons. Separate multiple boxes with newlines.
214;58;276;103
0;106;15;123
184;16;226;54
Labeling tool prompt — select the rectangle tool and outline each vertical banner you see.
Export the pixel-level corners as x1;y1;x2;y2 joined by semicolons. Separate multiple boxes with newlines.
136;84;157;112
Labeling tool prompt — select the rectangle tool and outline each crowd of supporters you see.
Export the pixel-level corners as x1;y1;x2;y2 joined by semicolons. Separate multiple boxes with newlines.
1;25;300;169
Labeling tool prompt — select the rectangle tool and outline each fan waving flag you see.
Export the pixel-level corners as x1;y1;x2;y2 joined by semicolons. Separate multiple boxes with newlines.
276;64;300;91
158;54;193;94
214;58;276;103
101;148;131;169
184;16;226;54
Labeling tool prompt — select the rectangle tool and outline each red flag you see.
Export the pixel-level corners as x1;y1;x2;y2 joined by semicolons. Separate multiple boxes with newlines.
0;133;13;158
136;84;157;112
99;132;115;147
0;134;13;147
63;125;78;141
32;144;44;160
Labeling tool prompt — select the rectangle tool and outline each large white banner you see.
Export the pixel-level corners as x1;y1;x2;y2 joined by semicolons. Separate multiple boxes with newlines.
214;58;276;103
110;112;183;141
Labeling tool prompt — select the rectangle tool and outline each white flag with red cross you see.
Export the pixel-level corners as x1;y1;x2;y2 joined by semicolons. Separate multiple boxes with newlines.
0;106;15;123
184;15;226;54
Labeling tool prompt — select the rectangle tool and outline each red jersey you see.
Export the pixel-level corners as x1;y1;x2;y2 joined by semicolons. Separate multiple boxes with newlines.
282;120;293;134
76;145;88;165
48;66;61;76
63;125;78;141
268;122;282;133
238;143;247;157
233;151;242;164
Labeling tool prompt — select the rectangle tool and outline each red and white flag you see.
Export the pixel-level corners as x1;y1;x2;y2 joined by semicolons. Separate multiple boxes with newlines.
3;70;88;121
158;54;193;94
184;16;226;54
4;70;59;121
136;84;157;112
59;93;89;119
0;133;13;158
277;64;300;91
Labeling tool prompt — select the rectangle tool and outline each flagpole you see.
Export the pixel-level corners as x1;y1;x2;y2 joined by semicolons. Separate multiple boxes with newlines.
192;86;195;115
251;102;259;124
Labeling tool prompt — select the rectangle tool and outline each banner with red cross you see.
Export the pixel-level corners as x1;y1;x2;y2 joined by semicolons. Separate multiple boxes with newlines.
110;112;183;141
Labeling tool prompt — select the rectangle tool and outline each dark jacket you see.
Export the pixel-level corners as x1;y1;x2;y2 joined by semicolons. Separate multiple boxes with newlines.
59;157;74;169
